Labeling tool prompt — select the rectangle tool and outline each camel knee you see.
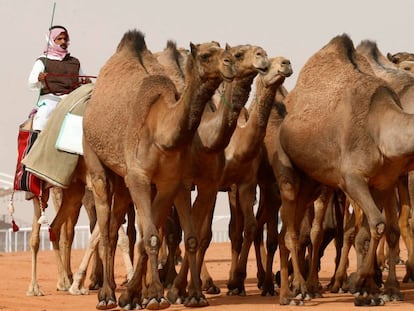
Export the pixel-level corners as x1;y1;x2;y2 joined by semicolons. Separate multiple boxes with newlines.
374;222;386;239
244;223;257;241
279;180;295;201
386;225;400;249
147;234;160;254
185;236;198;253
91;178;107;198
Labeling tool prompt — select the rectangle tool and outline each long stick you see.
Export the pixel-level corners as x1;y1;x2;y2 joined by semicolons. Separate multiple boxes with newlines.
44;2;57;60
36;2;56;107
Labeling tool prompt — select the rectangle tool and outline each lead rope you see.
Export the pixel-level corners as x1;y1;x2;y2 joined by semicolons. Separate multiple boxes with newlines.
8;192;19;232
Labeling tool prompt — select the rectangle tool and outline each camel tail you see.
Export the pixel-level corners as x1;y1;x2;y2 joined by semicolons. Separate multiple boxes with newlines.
116;29;147;56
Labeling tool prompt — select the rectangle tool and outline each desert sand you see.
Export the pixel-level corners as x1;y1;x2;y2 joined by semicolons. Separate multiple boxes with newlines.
0;241;413;311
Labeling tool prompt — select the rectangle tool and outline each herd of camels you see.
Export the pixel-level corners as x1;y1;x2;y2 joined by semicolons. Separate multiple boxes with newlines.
18;28;414;309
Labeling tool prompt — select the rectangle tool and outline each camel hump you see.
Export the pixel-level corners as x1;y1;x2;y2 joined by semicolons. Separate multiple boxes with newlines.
322;33;355;61
356;40;383;63
116;29;147;56
166;40;184;67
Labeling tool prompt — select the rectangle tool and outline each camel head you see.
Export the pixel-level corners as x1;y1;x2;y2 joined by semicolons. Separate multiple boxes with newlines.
261;57;293;87
387;51;414;64
189;41;236;82
226;44;270;79
397;60;414;74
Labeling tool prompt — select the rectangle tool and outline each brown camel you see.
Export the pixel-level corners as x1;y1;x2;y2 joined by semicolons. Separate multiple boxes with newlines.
66;40;190;295
82;29;236;310
270;33;414;305
253;84;288;296
220;57;292;296
166;43;270;305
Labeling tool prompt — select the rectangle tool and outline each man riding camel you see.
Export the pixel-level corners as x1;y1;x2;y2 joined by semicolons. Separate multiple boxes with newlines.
28;25;90;131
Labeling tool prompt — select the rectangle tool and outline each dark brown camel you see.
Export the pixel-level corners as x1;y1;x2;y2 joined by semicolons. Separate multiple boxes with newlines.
82;29;236;310
166;43;270;306
271;33;414;305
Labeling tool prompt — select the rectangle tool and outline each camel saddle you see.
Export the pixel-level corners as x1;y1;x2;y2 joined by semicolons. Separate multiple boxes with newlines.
21;83;94;188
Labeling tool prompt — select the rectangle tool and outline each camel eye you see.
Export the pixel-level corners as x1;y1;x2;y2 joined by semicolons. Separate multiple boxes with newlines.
234;52;243;60
200;53;210;61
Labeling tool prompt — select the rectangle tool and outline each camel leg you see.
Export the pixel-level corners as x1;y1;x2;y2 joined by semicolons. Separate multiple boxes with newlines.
167;183;203;306
342;176;386;306
49;181;85;291
404;171;414;282
117;225;134;283
80;189;105;290
70;224;101;295
83;140;117;310
227;184;244;295
255;179;280;296
306;187;334;298
397;175;410;261
330;208;354;292
227;182;258;296
380;188;404;301
26;195;44;296
187;183;222;307
119;177;170;310
159;206;182;289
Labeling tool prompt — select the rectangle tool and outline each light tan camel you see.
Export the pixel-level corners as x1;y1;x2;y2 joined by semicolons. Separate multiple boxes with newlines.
354;40;414;284
165;44;270;305
272;33;414;305
82;29;236;310
288;41;414;300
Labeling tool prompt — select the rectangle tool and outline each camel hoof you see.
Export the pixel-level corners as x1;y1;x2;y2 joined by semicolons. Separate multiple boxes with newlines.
146;297;170;310
96;299;117;310
184;296;209;307
166;289;185;305
69;285;89;295
26;289;44;297
354;296;385;306
288;299;304;306
204;285;221;295
226;288;246;296
26;284;44;297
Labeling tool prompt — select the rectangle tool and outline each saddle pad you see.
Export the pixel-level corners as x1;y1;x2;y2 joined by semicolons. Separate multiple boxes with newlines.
55;112;83;155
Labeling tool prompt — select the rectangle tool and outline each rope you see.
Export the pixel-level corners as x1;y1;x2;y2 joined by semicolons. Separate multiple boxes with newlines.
42;73;97;96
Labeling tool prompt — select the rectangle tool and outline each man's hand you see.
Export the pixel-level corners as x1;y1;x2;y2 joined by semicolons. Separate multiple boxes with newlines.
80;77;92;84
38;72;48;82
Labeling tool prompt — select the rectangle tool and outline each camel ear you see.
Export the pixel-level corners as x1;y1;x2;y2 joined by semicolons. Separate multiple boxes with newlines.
225;43;232;51
211;40;221;47
387;52;397;63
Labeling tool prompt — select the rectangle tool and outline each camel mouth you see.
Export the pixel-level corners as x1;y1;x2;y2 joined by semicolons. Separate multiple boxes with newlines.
279;69;293;77
221;73;235;82
257;66;269;75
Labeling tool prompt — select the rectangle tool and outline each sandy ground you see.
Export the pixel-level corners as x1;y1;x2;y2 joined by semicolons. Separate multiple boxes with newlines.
1;241;414;311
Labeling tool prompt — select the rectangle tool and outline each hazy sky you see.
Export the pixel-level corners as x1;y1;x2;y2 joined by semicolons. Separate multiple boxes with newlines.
1;0;413;224
3;0;414;175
